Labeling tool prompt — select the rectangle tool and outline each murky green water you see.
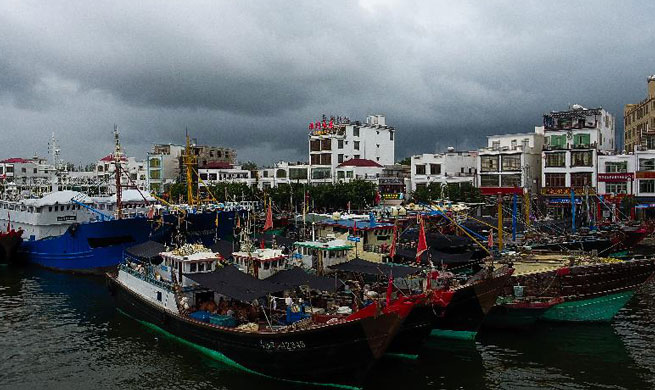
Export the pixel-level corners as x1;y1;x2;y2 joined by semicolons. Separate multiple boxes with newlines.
2;265;654;390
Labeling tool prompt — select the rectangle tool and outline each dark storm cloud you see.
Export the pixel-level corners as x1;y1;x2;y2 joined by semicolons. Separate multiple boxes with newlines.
1;1;655;164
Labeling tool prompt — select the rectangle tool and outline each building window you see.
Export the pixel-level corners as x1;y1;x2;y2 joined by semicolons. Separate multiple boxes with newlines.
511;139;517;150
320;154;331;165
321;139;332;150
549;135;567;148
276;169;286;178
354;154;360;159
156;291;162;302
263;171;269;178
310;154;320;165
571;172;592;187
501;174;522;187
415;165;426;175
353;127;360;137
545;173;566;187
605;161;627;173
502;155;521;171
310;140;320;152
338;140;344;149
311;168;331;180
480;156;499;172
354;141;360;150
640;180;655;193
337;171;345;179
571;151;593;167
338;154;344;163
429;164;441;175
606;182;627;194
390;131;394;141
573;133;591;147
480;175;499;187
639;158;655;171
492;140;500;150
346;171;353;178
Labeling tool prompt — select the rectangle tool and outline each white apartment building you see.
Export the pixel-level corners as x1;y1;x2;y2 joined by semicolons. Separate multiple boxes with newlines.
410;149;477;192
541;105;616;201
308;114;394;184
257;162;310;190
335;159;384;183
634;150;655;200
477;129;544;195
95;154;148;193
597;154;635;197
198;163;256;188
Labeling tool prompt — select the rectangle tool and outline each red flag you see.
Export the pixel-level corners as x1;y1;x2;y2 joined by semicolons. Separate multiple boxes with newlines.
386;269;393;306
375;191;381;205
309;122;314;130
487;230;494;248
353;220;357;235
7;212;10;232
260;237;266;249
329;119;334;128
147;206;155;220
389;222;397;259
416;217;427;264
263;199;273;231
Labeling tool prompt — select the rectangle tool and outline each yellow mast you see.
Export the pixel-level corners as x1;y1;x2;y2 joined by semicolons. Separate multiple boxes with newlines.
184;132;195;205
524;189;531;229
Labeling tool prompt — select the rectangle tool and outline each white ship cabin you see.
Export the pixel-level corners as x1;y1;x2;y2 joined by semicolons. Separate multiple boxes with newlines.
158;249;220;287
0;190;96;241
232;248;287;280
92;189;156;219
293;238;353;272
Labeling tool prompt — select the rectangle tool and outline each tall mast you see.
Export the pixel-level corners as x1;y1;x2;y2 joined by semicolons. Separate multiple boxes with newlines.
114;125;123;219
184;130;195;206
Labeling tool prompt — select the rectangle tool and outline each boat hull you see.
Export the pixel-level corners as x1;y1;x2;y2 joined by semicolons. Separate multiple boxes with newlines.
21;218;170;274
0;232;23;264
431;268;513;340
541;290;635;322
108;275;404;387
512;258;655;323
386;302;436;355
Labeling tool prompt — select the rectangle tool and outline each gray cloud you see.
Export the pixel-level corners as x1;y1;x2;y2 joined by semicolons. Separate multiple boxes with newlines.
1;1;654;165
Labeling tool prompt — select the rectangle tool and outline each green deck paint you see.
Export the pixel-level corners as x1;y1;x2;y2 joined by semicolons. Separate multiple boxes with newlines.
429;329;477;340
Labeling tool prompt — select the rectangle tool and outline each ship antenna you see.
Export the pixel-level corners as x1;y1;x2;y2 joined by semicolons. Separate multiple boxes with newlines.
114;124;123;219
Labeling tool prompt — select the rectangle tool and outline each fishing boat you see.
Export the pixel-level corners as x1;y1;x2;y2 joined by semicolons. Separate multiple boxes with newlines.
488;254;655;326
107;243;413;388
0;228;23;264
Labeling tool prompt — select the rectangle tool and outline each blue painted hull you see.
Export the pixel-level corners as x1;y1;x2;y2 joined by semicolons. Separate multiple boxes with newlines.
20;218;170;273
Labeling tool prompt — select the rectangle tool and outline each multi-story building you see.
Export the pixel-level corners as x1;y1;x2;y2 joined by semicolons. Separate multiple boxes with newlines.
541;105;616;207
95;154;148;194
147;144;185;194
0;157;58;195
410;149;477;192
634;150;655;214
257;161;310;190
597;154;635;196
378;164;411;205
334;159;384;184
477;129;544;196
624;75;655;152
198;163;255;188
308;114;394;184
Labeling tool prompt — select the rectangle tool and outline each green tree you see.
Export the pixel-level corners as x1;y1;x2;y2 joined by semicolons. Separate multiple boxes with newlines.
397;156;411;166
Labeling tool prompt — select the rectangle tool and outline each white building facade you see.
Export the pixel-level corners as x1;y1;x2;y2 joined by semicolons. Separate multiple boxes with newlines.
410;149;477;192
477;129;544;196
308;115;394;184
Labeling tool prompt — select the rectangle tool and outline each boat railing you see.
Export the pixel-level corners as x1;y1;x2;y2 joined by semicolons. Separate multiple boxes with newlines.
119;263;174;292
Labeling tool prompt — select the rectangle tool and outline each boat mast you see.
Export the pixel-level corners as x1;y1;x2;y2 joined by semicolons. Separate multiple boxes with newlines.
184;130;195;206
113;125;123;219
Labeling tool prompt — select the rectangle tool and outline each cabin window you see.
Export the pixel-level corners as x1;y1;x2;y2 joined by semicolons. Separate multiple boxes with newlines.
199;263;205;272
54;206;58;212
157;291;162;301
190;263;197;272
264;262;270;270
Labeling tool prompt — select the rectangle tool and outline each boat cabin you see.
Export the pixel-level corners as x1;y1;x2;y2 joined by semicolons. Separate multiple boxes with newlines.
293;238;352;272
158;246;220;287
232;248;287;280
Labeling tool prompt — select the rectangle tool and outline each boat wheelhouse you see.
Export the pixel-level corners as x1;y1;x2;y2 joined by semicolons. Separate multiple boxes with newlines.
293;238;353;272
232;247;287;280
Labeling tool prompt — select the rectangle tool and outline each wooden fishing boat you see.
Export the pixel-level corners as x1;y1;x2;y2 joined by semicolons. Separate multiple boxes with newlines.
494;254;655;324
107;247;414;388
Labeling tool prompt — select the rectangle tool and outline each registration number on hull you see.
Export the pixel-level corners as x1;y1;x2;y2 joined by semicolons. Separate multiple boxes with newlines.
259;340;306;351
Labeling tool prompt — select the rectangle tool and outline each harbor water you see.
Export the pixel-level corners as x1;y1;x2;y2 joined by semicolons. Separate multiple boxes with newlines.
2;265;655;390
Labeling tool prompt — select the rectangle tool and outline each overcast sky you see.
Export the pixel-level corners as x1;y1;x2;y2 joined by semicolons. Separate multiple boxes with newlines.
1;1;654;166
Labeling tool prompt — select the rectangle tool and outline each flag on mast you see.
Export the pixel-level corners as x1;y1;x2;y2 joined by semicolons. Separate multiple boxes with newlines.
416;216;428;264
487;230;494;248
389;220;397;259
263;198;274;231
